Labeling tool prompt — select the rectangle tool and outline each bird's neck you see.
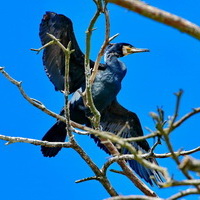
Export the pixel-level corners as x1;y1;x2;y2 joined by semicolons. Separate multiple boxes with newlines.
105;55;127;78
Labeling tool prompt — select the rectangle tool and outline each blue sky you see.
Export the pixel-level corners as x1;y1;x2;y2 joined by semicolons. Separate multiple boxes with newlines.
0;1;200;199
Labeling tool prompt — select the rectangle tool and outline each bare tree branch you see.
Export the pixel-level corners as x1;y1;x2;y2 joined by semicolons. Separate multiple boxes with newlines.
167;188;199;200
105;195;164;200
102;147;200;175
172;107;200;129
163;179;200;187
75;176;99;183
63;41;74;137
70;136;119;196
90;1;119;84
146;147;200;159
84;2;102;129
2;2;200;198
0;64;159;197
179;156;200;173
0;134;72;147
84;1;159;197
123;132;159;142
0;66;119;196
167;90;183;132
1;63;200;198
106;0;200;40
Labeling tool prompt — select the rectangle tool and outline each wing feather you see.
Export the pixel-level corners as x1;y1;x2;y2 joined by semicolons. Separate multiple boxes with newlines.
39;12;90;92
92;100;164;185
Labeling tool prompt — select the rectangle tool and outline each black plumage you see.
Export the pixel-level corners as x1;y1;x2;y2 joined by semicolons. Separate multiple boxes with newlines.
39;11;105;92
39;12;163;186
94;100;163;185
41;42;146;155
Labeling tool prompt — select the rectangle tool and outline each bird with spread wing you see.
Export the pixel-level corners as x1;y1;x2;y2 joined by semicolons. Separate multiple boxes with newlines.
39;12;163;186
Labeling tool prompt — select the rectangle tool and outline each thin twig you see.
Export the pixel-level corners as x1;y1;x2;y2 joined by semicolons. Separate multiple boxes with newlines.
147;146;200;159
84;2;101;129
102;145;200;173
75;176;99;183
162;179;200;187
160;123;198;190
30;40;55;54
63;41;74;138
123;132;159;142
122;105;200;143
46;33;67;52
172;107;200;130
109;169;126;175
149;137;161;155
167;90;183;133
90;3;119;84
0;134;72;148
151;92;200;192
70;137;119;196
167;188;200;200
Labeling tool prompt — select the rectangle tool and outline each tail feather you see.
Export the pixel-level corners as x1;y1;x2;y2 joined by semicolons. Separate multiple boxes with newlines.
41;121;66;157
126;143;164;186
90;135;164;186
128;158;163;186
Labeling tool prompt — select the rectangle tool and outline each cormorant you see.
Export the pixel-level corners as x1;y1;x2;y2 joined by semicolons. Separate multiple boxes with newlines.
39;12;163;186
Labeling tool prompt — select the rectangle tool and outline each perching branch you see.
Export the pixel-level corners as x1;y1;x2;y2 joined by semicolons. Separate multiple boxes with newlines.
1;62;164;175
1;64;199;175
69;135;119;197
1;2;200;199
123;105;200;143
0;65;119;197
1;64;159;197
85;1;159;197
179;156;200;174
90;1;119;84
106;0;200;41
84;1;102;129
167;188;200;200
0;134;72;148
1;65;157;197
63;41;74;137
1;65;200;198
150;91;200;193
171;107;200;130
102;146;200;176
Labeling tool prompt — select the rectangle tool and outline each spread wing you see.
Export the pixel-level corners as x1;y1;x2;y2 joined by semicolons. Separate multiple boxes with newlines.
39;12;105;92
91;99;163;186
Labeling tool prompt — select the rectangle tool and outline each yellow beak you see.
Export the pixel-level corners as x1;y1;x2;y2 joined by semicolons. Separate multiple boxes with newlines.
128;47;150;53
123;46;150;56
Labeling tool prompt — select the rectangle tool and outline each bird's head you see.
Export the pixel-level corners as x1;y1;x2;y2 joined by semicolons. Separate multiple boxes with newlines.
105;43;149;58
